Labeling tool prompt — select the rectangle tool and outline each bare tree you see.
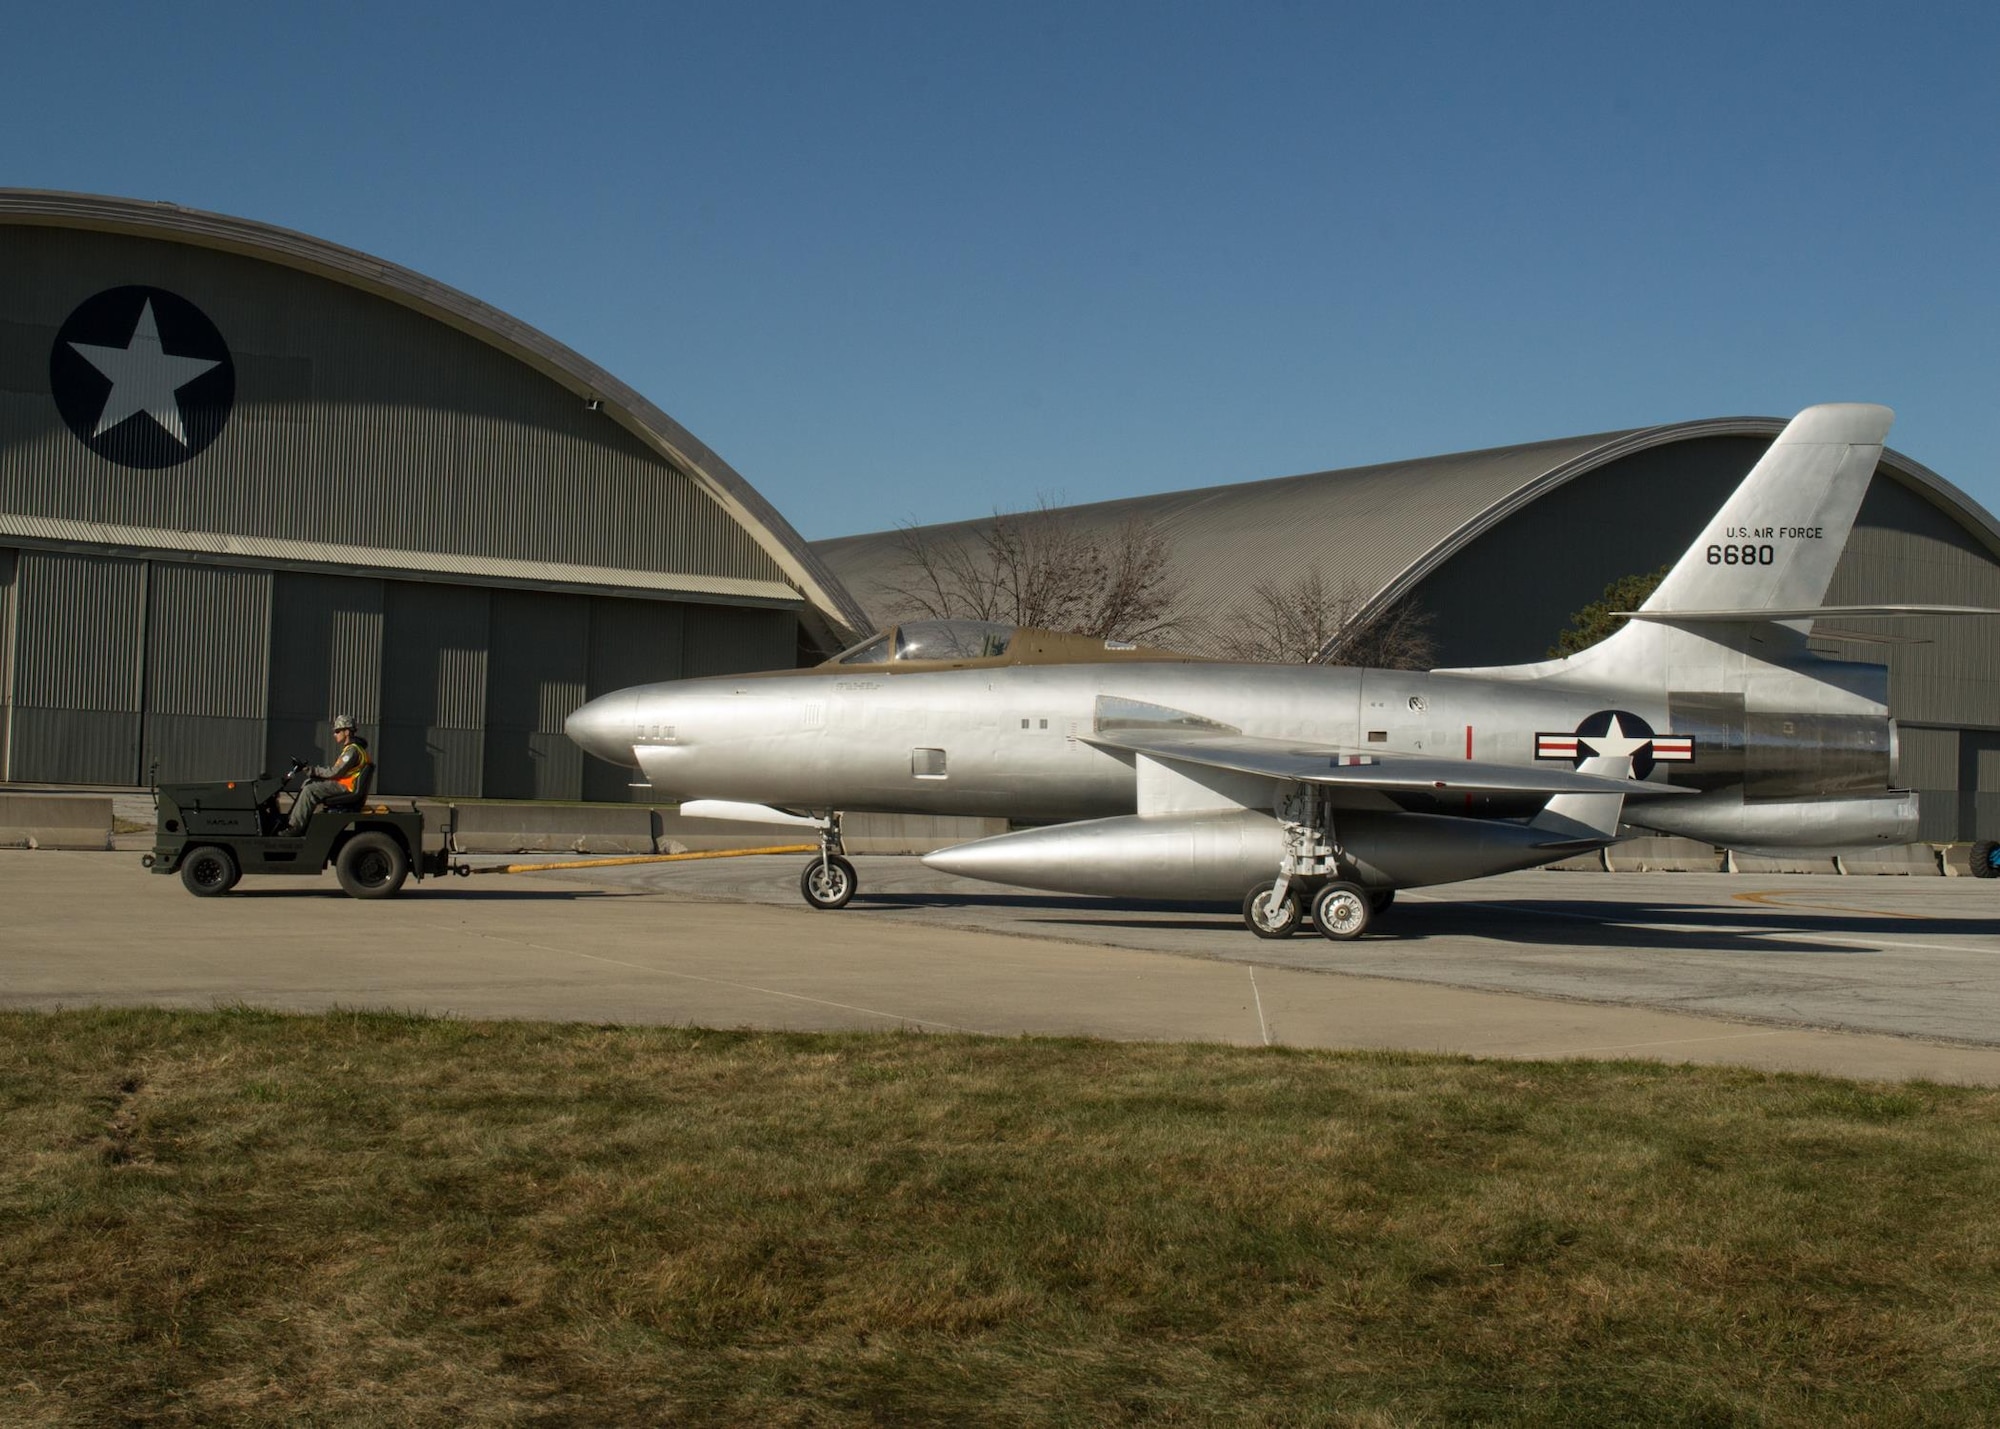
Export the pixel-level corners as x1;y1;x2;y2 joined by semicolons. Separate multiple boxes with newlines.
876;500;1185;642
1203;570;1435;669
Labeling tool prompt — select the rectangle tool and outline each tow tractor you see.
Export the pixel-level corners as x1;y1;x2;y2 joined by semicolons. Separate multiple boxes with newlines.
144;760;459;898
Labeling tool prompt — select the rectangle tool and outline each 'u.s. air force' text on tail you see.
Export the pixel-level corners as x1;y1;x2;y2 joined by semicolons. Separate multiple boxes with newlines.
565;403;1985;941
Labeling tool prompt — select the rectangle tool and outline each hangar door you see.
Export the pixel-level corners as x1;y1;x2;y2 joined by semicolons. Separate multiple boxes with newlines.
0;549;801;796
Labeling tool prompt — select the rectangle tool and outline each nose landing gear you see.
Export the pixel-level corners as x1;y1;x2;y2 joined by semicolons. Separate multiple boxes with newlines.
800;813;856;910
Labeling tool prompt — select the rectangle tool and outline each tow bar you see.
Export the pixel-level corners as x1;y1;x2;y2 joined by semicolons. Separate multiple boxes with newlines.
463;844;817;876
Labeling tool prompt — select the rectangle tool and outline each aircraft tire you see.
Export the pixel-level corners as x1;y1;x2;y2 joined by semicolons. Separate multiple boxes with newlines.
1242;881;1302;938
1369;888;1396;915
1312;881;1371;941
1973;840;2000;879
801;854;857;910
180;844;239;897
336;831;409;899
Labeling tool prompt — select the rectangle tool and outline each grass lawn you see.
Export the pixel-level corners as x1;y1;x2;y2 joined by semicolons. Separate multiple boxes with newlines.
3;1008;1998;1426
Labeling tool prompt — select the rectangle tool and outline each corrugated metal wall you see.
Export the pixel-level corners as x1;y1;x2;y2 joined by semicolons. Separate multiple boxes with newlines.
8;550;146;783
0;546;796;797
267;571;385;778
1974;735;2000;843
380;582;490;799
1819;477;2000;845
484;590;589;801
144;562;271;783
0;228;786;588
1896;726;1963;843
0;547;14;781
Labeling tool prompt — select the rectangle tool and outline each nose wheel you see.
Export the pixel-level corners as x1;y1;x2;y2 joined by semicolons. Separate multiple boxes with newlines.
801;854;857;910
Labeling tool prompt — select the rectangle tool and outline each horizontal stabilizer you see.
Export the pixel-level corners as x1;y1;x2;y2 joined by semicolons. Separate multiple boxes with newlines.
1616;604;2000;622
1086;728;1690;799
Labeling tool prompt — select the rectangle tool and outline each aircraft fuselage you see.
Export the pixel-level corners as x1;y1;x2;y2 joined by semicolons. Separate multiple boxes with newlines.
584;662;1661;822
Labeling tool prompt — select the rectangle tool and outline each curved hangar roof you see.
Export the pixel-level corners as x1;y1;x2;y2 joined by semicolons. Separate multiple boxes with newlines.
816;419;2000;671
0;188;868;644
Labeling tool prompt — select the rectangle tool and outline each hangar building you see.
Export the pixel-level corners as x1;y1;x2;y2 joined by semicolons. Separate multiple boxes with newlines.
0;190;866;800
816;422;2000;844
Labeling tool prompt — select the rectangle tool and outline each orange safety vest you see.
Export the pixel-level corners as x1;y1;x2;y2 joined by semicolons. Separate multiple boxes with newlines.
331;742;373;793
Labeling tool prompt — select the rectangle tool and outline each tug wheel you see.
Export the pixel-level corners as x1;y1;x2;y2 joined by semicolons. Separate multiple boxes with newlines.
1242;881;1302;939
800;854;857;910
180;844;239;897
336;832;409;899
1312;881;1372;941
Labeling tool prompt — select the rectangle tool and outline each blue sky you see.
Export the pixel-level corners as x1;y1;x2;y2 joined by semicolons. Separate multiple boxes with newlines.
8;2;1996;537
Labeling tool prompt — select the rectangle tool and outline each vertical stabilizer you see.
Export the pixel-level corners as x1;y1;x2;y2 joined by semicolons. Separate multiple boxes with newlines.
1486;403;1896;688
1644;402;1890;615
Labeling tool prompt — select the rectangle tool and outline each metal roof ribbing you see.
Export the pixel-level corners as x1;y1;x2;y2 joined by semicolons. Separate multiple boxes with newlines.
815;430;1635;635
0;188;869;643
815;420;2000;644
0;514;804;607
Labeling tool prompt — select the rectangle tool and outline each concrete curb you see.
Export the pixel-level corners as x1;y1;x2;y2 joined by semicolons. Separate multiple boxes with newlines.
0;794;114;851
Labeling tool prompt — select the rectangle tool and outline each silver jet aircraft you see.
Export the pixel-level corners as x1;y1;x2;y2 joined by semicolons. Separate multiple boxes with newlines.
567;403;1975;940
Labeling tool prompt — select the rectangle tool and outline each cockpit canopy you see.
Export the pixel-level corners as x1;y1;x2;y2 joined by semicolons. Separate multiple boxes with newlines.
830;620;1016;666
821;620;1195;671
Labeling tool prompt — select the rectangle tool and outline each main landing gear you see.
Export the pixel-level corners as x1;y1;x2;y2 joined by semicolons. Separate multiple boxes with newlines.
1243;879;1394;941
1240;788;1395;941
800;813;857;910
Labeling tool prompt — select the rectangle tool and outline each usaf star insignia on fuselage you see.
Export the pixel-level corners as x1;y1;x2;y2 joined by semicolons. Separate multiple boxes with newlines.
566;403;1989;941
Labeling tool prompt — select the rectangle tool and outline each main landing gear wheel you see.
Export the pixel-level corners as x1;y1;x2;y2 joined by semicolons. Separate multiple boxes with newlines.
336;831;409;899
1973;840;2000;879
180;844;239;897
1243;881;1302;939
801;854;857;910
1312;881;1371;941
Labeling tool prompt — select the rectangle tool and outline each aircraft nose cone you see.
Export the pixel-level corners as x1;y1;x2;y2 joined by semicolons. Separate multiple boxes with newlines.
565;691;637;767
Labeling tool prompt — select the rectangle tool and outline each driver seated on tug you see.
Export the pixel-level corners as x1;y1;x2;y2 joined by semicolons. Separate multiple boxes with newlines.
282;713;374;835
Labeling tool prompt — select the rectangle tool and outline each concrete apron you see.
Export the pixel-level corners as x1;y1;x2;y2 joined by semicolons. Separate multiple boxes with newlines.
6;850;2000;1087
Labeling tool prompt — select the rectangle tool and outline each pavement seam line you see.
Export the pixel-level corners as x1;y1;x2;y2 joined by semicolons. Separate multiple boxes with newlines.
1249;966;1271;1047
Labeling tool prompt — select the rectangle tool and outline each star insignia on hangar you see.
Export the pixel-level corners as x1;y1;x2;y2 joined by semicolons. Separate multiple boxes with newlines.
1535;709;1694;780
49;286;236;469
67;299;218;445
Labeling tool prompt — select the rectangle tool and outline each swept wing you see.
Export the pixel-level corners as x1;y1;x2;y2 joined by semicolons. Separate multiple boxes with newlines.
1082;727;1691;799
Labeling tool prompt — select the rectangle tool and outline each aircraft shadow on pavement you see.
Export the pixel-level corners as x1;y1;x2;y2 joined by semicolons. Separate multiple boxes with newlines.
1410;898;1996;953
857;891;1232;916
859;891;1984;956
